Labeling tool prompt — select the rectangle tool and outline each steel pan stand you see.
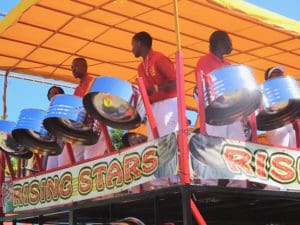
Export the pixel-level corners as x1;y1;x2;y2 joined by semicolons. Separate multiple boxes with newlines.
62;121;114;165
99;122;114;153
65;143;75;163
1;151;15;179
249;112;258;143
16;158;28;177
64;122;114;163
196;70;207;135
33;153;44;171
137;77;159;139
293;119;300;149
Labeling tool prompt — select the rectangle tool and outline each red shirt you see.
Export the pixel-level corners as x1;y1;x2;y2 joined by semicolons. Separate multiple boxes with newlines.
137;50;176;103
195;52;230;78
195;52;230;99
73;74;96;129
73;74;94;97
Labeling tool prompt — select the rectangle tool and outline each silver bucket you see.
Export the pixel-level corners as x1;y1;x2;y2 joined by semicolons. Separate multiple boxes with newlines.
256;76;300;130
0;120;33;159
194;64;262;125
12;109;62;155
83;76;141;130
43;94;99;145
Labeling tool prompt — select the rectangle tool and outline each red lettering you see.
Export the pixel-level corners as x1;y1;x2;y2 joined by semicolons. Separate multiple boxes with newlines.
60;172;72;199
223;146;254;176
254;151;268;179
269;154;296;183
29;181;39;205
92;163;107;191
106;159;123;188
13;184;23;207
141;147;158;175
123;153;142;183
39;179;46;203
22;183;29;206
297;158;300;183
78;168;93;195
46;176;59;201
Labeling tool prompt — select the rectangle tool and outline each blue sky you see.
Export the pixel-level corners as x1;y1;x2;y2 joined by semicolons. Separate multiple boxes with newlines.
0;1;75;122
246;0;300;21
0;0;299;123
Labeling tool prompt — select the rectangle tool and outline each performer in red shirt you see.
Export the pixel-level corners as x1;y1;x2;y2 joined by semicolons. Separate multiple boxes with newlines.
195;30;246;141
58;58;107;166
194;30;247;188
264;65;296;148
132;31;179;190
132;31;178;141
72;58;94;97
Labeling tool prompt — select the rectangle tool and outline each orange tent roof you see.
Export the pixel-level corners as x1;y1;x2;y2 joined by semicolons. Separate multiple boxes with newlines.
0;0;300;110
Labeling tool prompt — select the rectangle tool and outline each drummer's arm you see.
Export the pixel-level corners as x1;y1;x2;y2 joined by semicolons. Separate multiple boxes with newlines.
147;81;176;95
157;81;176;91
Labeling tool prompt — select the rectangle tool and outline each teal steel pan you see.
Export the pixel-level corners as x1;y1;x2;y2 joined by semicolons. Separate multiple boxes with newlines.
0;120;32;159
43;94;99;145
12;108;61;155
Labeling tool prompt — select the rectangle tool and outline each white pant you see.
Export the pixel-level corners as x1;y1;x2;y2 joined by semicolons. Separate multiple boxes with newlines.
206;121;246;141
146;97;178;140
266;123;296;148
144;98;179;189
47;132;107;169
46;155;58;170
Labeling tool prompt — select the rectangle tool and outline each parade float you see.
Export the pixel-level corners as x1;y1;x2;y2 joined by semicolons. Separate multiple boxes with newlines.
0;0;300;224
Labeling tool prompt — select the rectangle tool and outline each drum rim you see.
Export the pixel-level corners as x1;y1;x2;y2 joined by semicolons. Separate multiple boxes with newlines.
83;92;141;130
43;117;99;146
12;129;62;156
256;99;300;131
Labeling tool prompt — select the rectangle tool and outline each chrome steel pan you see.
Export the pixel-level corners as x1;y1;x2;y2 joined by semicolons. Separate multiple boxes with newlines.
43;94;99;145
12;109;61;155
0;120;33;159
196;64;262;125
83;77;141;130
256;76;300;130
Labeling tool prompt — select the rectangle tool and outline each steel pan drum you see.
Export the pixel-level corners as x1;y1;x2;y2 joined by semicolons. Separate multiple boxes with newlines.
43;94;99;145
195;64;262;125
83;77;141;130
12;109;61;155
256;76;300;130
0;120;32;159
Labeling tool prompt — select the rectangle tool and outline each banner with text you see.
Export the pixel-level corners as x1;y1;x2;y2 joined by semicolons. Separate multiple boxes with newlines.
3;133;178;213
189;133;300;189
4;132;300;213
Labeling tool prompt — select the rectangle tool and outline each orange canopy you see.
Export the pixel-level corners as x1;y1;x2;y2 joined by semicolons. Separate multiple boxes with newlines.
0;0;300;110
